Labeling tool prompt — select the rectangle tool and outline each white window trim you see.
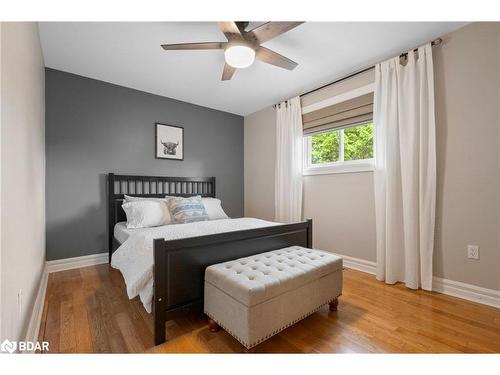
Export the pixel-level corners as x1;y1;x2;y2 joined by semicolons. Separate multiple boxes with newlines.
303;157;375;175
303;126;375;176
302;83;376;175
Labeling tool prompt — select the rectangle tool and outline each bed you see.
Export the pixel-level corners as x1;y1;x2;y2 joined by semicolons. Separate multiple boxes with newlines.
107;173;312;345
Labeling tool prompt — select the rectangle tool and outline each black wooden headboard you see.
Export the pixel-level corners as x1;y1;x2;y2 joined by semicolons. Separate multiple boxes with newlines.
107;173;216;261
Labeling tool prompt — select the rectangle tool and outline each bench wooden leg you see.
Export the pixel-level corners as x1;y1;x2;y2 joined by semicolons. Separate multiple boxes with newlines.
329;298;339;311
208;318;220;332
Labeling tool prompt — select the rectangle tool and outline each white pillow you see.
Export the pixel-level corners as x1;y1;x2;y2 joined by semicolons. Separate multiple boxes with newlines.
124;195;172;224
201;198;229;220
122;200;171;229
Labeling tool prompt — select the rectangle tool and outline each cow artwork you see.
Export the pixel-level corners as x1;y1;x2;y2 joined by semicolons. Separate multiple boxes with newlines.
161;140;179;155
155;123;184;160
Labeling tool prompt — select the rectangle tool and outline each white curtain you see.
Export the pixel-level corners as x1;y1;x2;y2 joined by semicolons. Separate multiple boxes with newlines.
373;44;436;291
275;96;303;223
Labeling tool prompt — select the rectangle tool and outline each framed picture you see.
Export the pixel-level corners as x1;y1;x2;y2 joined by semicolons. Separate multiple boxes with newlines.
155;123;184;160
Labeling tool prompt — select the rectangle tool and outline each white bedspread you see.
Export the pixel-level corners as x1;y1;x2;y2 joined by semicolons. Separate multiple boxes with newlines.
114;221;135;244
111;218;280;312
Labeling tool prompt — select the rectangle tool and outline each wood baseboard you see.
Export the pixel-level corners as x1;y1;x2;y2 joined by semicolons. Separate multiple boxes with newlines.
333;253;377;275
46;252;108;273
23;265;48;351
432;276;500;309
332;252;499;309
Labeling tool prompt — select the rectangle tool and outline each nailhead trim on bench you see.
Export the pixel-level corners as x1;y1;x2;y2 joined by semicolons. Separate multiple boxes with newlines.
204;296;340;350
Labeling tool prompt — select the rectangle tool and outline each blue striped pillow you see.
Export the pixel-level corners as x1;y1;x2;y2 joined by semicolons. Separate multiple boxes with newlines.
166;196;209;224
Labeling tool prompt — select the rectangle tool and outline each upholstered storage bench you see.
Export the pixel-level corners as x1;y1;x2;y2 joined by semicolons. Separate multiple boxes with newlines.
204;246;343;350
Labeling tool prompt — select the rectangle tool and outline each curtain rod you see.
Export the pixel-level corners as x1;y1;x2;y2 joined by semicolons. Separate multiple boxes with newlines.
273;37;442;108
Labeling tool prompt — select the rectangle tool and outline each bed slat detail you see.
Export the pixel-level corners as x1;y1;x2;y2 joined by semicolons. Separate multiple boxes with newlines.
107;173;216;263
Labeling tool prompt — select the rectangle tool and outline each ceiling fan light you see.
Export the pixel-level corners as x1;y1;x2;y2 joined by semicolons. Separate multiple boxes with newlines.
224;45;255;69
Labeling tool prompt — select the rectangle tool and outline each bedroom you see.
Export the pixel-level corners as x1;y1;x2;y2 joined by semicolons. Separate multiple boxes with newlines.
1;0;499;371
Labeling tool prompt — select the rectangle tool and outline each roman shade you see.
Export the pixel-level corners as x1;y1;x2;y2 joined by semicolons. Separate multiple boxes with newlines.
302;92;374;135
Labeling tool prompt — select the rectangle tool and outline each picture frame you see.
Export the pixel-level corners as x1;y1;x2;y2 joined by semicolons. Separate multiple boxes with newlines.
155;122;184;160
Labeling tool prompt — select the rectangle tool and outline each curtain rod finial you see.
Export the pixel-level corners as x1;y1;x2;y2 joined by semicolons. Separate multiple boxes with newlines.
432;37;442;46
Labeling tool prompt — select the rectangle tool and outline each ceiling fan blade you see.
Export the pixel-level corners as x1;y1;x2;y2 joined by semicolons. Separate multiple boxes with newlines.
256;47;298;70
161;42;226;50
248;22;304;44
221;63;236;81
217;22;243;41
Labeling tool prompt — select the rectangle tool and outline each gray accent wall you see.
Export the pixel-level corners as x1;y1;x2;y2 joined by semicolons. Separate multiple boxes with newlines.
46;68;243;261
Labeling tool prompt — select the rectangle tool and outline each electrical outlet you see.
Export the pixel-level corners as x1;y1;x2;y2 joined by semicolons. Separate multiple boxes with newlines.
467;245;479;260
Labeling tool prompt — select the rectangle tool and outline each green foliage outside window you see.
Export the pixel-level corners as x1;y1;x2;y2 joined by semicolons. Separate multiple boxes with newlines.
310;122;374;164
311;130;339;164
344;123;374;161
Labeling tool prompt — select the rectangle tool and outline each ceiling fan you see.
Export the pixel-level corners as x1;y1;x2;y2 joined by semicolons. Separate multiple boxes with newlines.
161;21;304;81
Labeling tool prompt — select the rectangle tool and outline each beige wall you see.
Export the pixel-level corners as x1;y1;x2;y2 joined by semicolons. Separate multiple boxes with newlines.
1;22;46;341
244;22;500;291
244;106;377;262
433;22;500;290
244;107;276;221
303;173;376;261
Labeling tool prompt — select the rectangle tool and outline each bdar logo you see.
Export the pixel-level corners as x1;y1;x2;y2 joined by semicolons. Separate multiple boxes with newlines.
1;339;17;354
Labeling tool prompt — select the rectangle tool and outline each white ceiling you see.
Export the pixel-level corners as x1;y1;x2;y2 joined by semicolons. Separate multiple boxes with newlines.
39;22;467;116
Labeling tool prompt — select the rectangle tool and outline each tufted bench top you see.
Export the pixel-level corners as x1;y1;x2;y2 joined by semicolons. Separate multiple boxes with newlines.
205;246;342;307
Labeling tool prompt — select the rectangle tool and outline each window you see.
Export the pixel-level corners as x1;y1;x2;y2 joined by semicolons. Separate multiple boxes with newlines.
303;121;375;175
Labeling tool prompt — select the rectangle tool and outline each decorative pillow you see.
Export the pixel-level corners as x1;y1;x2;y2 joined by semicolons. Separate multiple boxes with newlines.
166;196;209;224
122;200;171;229
124;195;172;224
202;198;230;220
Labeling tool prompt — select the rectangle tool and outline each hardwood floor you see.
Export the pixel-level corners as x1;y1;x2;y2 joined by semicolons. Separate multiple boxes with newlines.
37;264;500;353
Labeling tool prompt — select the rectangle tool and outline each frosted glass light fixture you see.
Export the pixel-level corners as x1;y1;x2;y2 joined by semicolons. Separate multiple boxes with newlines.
224;45;256;68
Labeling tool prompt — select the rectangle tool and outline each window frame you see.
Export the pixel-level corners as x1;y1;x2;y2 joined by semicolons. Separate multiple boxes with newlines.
303;121;375;176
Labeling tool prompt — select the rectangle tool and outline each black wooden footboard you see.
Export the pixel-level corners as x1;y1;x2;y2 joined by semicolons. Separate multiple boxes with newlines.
153;219;313;345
